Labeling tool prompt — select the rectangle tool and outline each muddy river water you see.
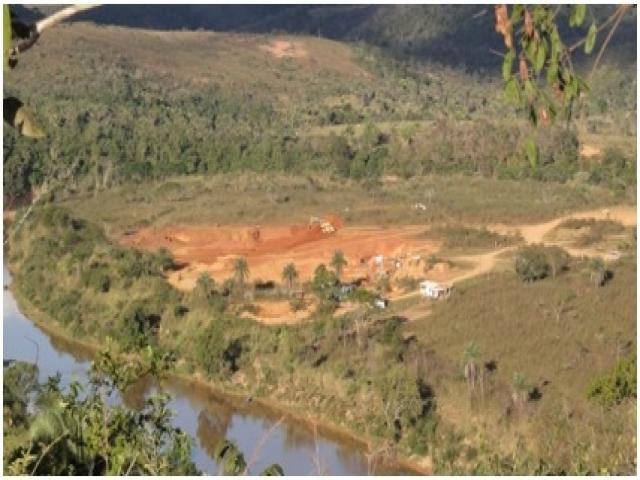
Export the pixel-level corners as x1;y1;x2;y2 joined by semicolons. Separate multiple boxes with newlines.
3;268;413;475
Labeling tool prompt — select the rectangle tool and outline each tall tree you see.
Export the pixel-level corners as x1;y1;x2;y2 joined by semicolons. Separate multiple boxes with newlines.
463;341;480;398
281;262;298;290
330;250;347;280
233;257;249;290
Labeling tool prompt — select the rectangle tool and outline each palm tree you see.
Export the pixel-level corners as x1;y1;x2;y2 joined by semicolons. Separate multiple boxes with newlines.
589;257;607;287
330;250;347;280
233;257;249;290
463;341;480;397
196;272;216;301
281;262;298;290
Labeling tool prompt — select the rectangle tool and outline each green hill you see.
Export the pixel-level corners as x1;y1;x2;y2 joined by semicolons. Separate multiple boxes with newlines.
3;10;636;204
21;4;637;70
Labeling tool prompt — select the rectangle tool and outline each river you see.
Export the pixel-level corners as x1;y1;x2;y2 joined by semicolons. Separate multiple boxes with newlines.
3;268;412;475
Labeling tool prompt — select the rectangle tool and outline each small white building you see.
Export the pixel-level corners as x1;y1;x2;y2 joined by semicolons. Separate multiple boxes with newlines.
420;280;451;299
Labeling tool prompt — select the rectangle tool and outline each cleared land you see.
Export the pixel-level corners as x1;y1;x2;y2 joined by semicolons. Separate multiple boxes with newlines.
121;219;440;290
119;204;636;324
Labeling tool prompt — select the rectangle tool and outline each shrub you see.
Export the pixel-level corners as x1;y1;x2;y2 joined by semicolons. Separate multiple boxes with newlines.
155;248;175;271
588;257;611;287
395;276;420;292
311;264;339;299
347;287;377;304
514;245;551;282
514;245;571;282
289;296;307;312
545;245;570;277
81;264;111;293
587;355;636;407
316;298;339;316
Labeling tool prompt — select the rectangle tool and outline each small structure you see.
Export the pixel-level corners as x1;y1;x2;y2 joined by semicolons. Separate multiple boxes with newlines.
373;297;389;309
420;280;452;299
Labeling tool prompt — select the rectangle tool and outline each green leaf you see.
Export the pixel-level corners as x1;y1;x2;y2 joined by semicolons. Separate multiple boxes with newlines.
504;78;520;105
585;22;597;54
523;79;536;102
550;26;562;57
532;5;547;23
510;5;524;23
525;137;538;168
534;41;546;74
570;5;587;28
502;49;514;81
525;39;537;62
546;61;558;85
3;5;11;71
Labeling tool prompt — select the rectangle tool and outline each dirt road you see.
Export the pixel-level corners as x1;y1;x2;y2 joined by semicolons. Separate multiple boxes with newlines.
394;205;636;302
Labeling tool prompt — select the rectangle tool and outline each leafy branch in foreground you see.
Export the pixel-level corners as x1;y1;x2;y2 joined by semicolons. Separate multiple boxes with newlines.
4;345;198;476
3;4;99;138
495;4;632;126
3;343;286;476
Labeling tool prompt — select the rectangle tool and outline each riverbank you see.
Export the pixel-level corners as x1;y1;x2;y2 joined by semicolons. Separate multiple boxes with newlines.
8;278;432;475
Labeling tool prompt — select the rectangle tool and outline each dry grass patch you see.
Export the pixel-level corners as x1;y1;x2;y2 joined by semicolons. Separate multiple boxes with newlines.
406;255;636;464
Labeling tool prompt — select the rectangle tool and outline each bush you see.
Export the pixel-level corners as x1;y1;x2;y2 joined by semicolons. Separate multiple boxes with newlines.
545;245;570;277
395;276;420;292
311;264;338;299
81;264;111;293
587;355;636;407
155;248;175;271
117;302;161;350
347;287;377;304
289;296;307;312
514;245;551;282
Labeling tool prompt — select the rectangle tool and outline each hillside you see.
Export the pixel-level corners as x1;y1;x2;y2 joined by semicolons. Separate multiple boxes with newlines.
4;17;636;207
3;6;636;475
23;4;637;71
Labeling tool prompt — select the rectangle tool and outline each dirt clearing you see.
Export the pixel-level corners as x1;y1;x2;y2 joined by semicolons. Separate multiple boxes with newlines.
260;39;309;59
121;219;439;291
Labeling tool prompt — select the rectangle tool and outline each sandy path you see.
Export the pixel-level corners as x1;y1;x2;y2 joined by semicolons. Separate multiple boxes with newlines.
394;205;636;303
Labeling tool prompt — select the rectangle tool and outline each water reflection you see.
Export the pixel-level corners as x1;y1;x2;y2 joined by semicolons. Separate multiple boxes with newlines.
3;268;413;475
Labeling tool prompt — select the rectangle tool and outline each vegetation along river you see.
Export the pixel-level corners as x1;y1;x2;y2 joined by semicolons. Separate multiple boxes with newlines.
3;268;414;475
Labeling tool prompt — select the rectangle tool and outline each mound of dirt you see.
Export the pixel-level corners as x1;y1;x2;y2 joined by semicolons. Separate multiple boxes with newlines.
324;213;344;230
260;39;308;59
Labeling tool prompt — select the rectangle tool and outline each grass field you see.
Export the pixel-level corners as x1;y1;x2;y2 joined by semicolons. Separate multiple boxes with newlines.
404;254;636;469
59;173;624;235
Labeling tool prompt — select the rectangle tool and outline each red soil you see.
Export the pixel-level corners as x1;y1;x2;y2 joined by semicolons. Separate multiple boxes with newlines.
120;219;438;291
